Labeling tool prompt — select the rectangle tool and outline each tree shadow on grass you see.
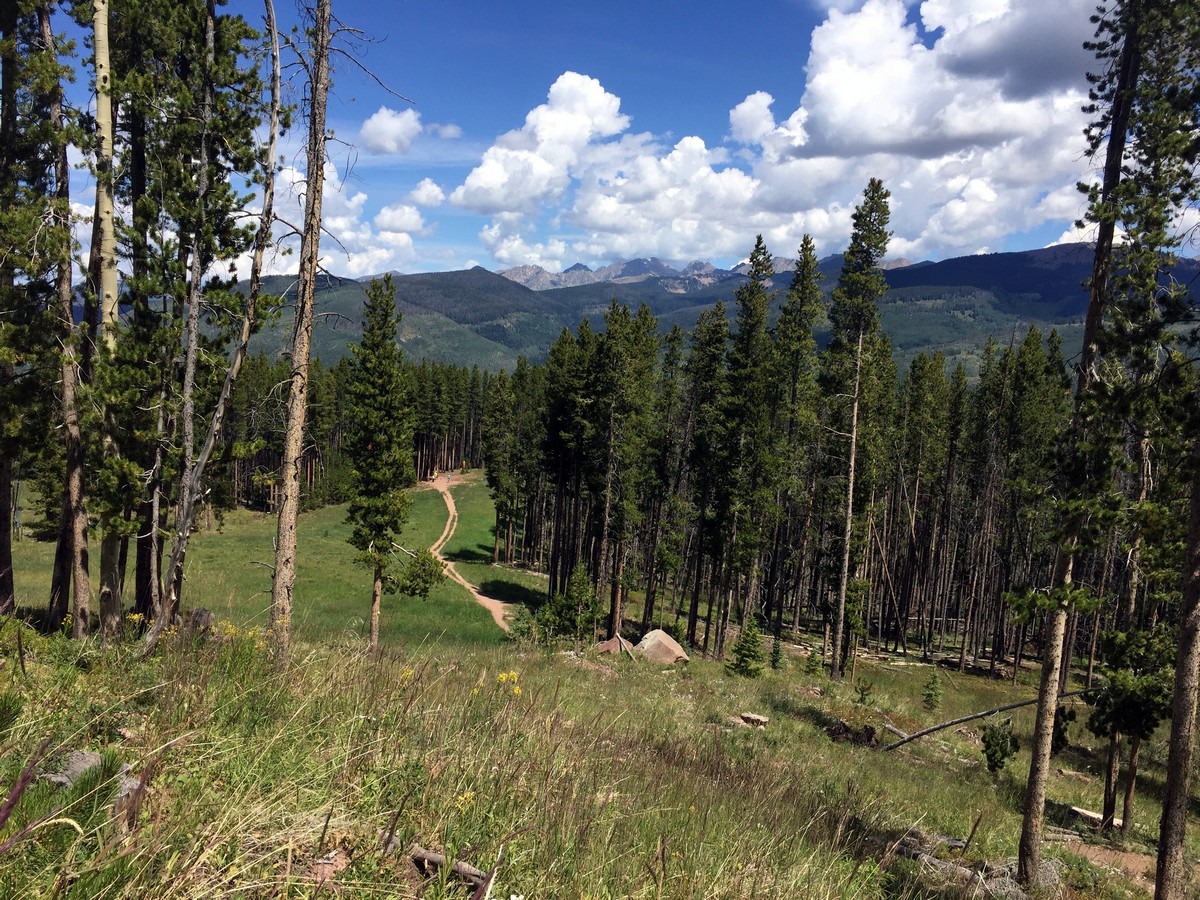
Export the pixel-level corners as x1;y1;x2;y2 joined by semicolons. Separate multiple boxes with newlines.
446;543;493;564
478;579;546;610
788;703;841;731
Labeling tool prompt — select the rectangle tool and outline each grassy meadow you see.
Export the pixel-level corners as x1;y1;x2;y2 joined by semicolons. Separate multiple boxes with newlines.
0;473;1182;897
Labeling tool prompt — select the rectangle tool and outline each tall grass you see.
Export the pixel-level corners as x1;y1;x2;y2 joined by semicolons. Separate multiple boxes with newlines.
2;626;938;899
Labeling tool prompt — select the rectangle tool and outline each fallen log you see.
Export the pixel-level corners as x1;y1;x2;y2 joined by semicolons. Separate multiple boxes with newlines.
882;690;1085;751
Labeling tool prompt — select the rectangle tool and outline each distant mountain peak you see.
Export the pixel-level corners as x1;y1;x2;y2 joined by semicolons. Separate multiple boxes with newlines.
564;262;592;273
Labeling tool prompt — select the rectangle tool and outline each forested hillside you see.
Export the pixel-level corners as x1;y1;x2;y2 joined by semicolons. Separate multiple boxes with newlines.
242;242;1200;375
3;0;1200;895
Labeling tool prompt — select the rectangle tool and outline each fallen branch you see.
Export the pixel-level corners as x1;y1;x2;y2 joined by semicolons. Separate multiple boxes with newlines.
617;634;637;662
882;690;1085;751
411;845;487;887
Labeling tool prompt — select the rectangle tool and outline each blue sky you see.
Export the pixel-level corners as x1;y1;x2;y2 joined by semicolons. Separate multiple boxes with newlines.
87;0;1118;277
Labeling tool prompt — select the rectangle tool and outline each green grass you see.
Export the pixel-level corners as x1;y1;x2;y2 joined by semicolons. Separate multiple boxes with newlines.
12;484;504;649
2;478;1179;898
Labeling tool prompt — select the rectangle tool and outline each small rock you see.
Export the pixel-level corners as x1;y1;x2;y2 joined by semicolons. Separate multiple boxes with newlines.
41;750;102;789
740;712;769;729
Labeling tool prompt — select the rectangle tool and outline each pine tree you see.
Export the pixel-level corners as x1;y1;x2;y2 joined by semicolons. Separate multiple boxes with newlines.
722;236;778;636
682;303;730;649
1021;0;1200;886
343;276;417;655
825;178;891;680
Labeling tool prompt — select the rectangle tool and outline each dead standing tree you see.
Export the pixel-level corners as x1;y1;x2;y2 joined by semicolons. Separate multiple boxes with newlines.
270;0;332;662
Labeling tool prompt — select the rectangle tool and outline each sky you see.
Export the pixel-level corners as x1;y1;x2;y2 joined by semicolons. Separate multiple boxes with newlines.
80;0;1114;277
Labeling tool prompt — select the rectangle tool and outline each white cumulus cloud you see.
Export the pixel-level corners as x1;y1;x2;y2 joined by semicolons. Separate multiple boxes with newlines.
375;203;425;233
410;178;446;206
448;0;1101;268
360;106;422;155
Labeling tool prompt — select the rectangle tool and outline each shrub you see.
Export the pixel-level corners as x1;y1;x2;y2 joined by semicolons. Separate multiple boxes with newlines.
854;677;875;705
534;564;600;642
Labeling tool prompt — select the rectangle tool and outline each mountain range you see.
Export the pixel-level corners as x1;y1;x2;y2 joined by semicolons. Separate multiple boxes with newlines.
245;243;1199;376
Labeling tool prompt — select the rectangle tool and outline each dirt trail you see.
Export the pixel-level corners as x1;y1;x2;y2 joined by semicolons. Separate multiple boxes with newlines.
430;475;510;632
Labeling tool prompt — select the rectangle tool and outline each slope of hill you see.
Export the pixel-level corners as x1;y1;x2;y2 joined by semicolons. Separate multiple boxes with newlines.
242;244;1196;374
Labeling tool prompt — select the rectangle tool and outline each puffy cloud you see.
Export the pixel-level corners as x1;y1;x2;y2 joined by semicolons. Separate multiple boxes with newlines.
360;106;422;155
451;72;629;215
430;123;463;139
447;0;1101;268
479;214;568;268
410;178;446;206
375;203;425;233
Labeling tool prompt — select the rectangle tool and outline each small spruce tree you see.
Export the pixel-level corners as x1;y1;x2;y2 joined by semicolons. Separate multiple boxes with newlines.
922;671;942;712
726;616;765;678
344;276;430;654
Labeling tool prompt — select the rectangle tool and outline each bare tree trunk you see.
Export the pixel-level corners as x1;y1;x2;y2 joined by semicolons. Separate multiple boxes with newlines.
369;561;381;655
1102;731;1122;830
167;0;215;619
92;0;123;641
1155;443;1200;900
1017;584;1070;886
36;5;92;635
1120;735;1140;835
0;0;16;616
830;329;864;681
271;0;331;661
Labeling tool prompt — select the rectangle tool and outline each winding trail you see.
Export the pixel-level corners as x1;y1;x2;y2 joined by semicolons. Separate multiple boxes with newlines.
429;475;510;632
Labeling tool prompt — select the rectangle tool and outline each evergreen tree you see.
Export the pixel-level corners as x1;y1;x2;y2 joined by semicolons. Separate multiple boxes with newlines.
682;302;730;649
722;236;778;637
824;178;891;680
343;276;420;655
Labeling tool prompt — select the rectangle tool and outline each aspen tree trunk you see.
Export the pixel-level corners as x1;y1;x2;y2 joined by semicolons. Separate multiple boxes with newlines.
92;0;122;641
271;0;331;661
830;329;864;680
0;0;16;615
1155;442;1200;900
